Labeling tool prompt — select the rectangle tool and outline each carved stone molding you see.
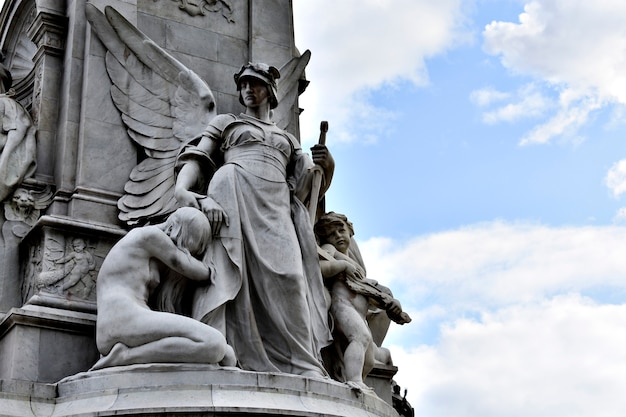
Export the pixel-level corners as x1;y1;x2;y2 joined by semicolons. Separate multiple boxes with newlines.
30;59;42;123
27;11;68;60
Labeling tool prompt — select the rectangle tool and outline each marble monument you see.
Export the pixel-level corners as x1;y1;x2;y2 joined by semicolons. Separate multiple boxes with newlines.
0;1;413;416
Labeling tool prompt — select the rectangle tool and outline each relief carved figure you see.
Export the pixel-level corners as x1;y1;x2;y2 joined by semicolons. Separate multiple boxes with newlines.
315;212;411;391
2;186;52;238
4;187;54;226
35;237;98;300
5;188;38;226
171;0;235;22
53;238;97;296
86;5;333;375
92;207;236;370
21;242;43;303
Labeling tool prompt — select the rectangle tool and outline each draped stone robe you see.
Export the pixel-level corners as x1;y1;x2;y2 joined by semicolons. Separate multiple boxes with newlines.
177;113;332;376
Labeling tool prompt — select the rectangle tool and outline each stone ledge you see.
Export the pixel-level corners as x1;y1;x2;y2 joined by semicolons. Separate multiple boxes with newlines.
0;365;397;417
0;379;56;417
0;305;96;339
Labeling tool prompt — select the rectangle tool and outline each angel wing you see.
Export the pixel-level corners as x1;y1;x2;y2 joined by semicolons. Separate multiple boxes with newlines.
85;4;217;226
273;50;311;135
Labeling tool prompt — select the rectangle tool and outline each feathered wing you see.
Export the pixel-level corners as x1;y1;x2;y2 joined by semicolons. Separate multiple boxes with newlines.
273;50;311;135
85;4;217;226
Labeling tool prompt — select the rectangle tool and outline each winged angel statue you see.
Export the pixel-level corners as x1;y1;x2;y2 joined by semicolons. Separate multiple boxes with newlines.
86;4;336;376
85;4;311;226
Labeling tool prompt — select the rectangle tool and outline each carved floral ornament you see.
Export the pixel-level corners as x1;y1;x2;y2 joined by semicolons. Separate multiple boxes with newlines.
169;0;234;22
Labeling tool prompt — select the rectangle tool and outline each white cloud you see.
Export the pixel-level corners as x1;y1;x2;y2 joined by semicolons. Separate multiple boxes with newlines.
470;87;510;107
359;221;626;309
519;91;603;145
613;207;626;224
354;222;626;414
484;1;626;96
481;0;626;144
293;0;467;145
391;295;626;417
478;83;552;124
606;159;626;198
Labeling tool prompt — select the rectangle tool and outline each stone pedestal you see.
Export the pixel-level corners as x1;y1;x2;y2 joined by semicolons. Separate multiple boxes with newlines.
18;215;125;314
0;366;399;417
367;363;398;405
0;304;98;384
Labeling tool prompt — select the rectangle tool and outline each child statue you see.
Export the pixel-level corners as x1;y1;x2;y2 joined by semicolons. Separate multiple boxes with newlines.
315;212;410;391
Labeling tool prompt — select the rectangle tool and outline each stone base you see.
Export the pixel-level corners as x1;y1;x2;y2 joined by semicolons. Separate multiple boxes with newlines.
1;365;399;416
366;363;398;405
0;305;98;384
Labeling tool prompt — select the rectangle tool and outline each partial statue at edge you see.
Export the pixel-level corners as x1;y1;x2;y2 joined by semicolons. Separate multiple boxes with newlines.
86;4;333;377
0;63;36;204
0;62;38;315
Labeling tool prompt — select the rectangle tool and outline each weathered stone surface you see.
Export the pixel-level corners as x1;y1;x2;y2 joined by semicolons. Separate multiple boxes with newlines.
1;368;399;417
315;212;410;392
0;305;98;383
0;1;409;415
18;215;124;314
92;207;235;370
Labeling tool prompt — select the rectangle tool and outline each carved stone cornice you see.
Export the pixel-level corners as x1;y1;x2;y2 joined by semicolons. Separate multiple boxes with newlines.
26;10;67;60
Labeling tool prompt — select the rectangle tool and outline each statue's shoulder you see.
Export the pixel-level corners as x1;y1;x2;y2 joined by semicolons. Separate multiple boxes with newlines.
283;129;301;151
210;113;238;130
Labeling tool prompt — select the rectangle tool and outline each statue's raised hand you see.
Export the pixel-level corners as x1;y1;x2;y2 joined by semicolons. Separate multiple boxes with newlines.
311;144;334;173
174;189;203;210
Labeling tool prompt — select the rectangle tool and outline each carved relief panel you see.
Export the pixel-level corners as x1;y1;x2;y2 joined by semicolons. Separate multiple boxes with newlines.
20;224;122;312
34;235;99;301
168;0;234;21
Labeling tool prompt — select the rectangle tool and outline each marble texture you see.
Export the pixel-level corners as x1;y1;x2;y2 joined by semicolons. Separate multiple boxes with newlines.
0;1;408;415
0;366;399;416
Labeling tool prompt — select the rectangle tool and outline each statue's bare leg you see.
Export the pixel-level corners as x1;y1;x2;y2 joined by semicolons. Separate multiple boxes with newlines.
92;334;234;370
96;306;235;369
332;302;374;390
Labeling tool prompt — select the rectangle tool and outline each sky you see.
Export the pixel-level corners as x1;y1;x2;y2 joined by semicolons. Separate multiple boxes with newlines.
293;1;626;416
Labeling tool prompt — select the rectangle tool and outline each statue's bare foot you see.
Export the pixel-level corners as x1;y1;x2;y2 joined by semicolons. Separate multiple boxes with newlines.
89;343;128;371
299;369;328;380
346;380;374;396
220;344;237;367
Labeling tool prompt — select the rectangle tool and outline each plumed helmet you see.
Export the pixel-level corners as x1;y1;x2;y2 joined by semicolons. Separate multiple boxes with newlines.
234;62;280;109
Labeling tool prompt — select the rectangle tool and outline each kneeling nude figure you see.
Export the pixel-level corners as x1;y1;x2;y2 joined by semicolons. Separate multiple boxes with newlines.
92;207;236;370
